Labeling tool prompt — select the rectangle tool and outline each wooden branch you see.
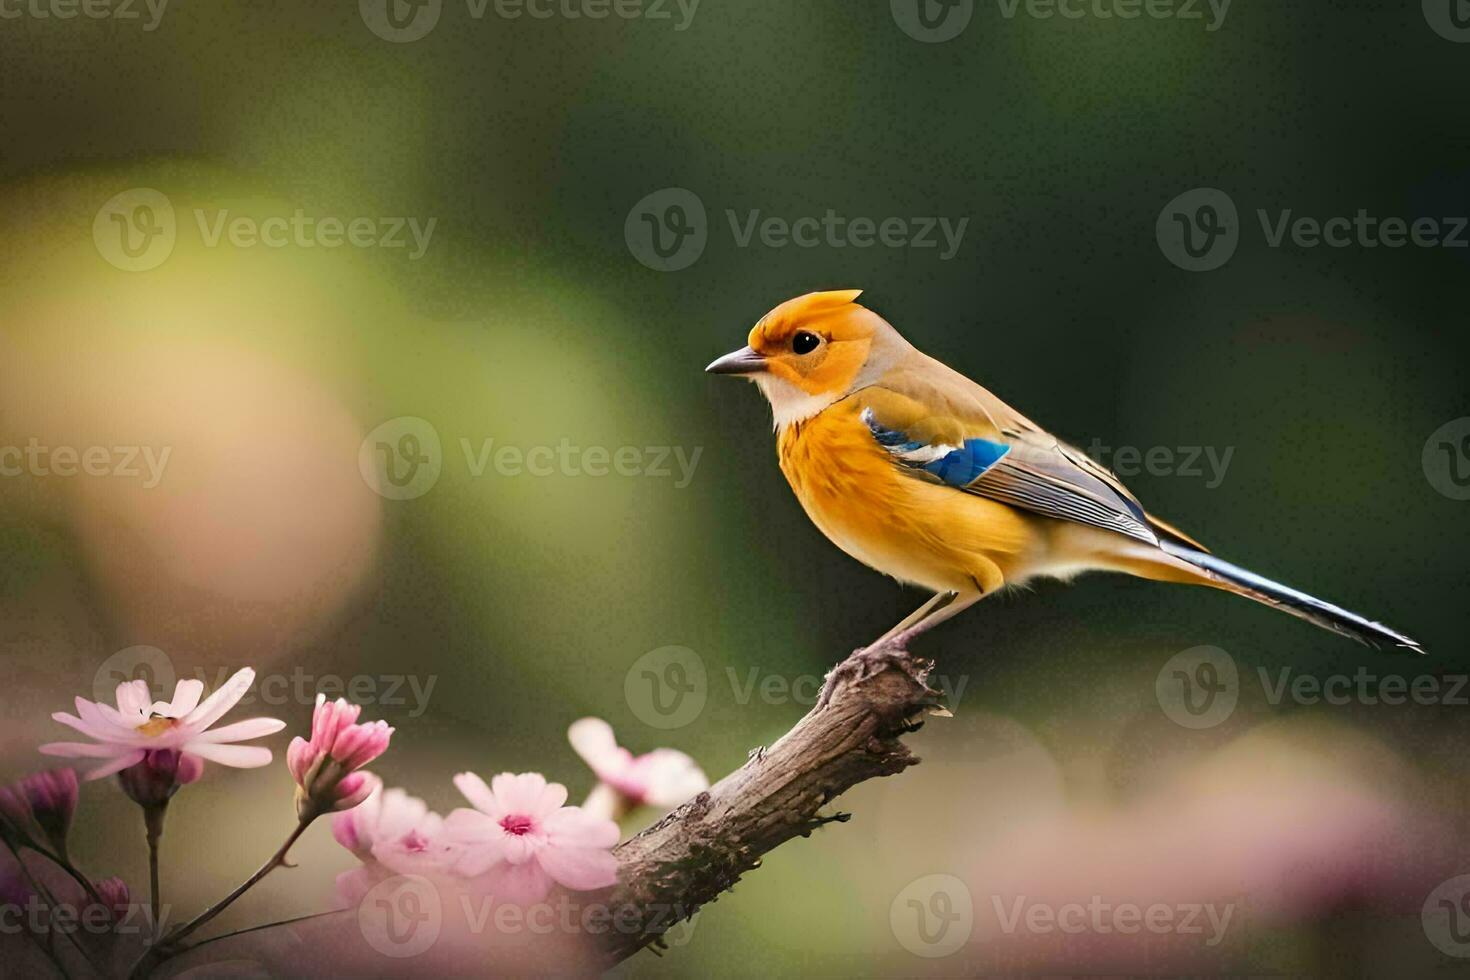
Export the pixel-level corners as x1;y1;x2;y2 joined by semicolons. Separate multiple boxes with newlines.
596;649;945;966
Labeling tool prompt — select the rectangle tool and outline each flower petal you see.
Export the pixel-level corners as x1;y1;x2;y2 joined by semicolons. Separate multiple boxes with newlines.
154;678;204;718
286;736;317;783
453;772;504;820
83;750;147;780
192;717;286;744
183;742;272;768
490;772;550;816
39;741;132;759
533;780;568;818
74;700;136;738
182;668;255;731
543;807;620;849
176;752;205;784
484;861;556;904
114;680;151;718
500;832;537;866
536;845;619;892
567;718;623;774
376;788;430;840
443;807;498;844
51;712;107;742
454;839;507;878
637;749;709;807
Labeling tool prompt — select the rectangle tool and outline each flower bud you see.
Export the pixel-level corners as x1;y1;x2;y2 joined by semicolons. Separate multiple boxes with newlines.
288;696;392;822
117;750;203;810
20;769;78;857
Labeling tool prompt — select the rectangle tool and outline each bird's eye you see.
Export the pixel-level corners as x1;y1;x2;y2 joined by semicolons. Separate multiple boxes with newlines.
792;331;821;355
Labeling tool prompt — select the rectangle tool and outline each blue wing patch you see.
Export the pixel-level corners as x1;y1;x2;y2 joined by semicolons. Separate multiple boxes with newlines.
862;409;1010;488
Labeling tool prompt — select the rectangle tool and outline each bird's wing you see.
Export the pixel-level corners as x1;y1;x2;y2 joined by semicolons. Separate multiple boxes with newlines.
849;360;1198;549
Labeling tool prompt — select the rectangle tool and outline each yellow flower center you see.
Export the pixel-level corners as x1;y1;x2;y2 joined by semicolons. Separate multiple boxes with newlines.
136;716;177;737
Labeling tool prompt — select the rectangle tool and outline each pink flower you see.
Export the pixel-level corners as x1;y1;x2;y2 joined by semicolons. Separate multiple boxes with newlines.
288;695;392;820
444;772;619;904
91;876;131;923
568;718;708;818
332;774;458;876
0;769;79;856
40;669;284;781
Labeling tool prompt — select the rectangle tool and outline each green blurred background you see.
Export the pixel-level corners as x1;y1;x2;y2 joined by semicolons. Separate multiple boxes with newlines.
1;1;1468;976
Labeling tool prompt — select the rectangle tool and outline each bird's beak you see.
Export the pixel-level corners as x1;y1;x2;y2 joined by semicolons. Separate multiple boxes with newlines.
705;345;767;376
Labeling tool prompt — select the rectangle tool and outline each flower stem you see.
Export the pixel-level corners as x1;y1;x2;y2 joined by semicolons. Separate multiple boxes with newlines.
26;842;104;905
166;817;312;948
143;802;167;932
127;817;313;979
162;907;348;963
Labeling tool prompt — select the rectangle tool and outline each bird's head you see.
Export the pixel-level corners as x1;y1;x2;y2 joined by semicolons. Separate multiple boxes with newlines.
706;289;908;427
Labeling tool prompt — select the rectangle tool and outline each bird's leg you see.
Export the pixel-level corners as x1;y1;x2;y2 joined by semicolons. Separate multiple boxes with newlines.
817;590;981;708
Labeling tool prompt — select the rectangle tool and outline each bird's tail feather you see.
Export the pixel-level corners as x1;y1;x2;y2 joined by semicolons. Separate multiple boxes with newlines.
1158;541;1424;654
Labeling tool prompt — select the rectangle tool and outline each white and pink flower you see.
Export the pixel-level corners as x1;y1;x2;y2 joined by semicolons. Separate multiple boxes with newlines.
444;771;619;904
39;669;283;782
333;774;458;874
568;718;707;819
331;774;460;903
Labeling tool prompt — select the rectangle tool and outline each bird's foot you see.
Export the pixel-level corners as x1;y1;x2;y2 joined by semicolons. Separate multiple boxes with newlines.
816;637;933;710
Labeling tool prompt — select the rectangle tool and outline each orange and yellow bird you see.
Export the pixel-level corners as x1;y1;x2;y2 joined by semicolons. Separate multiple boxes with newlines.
706;289;1421;684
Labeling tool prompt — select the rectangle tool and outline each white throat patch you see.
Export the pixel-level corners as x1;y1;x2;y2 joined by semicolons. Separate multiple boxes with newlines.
754;374;838;429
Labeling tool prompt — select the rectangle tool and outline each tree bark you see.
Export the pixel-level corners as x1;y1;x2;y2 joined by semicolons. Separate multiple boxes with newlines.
597;649;943;966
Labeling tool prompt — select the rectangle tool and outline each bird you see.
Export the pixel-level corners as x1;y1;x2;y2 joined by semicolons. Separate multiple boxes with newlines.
705;289;1422;694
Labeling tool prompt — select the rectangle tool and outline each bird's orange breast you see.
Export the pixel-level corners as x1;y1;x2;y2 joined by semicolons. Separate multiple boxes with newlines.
775;400;1035;593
